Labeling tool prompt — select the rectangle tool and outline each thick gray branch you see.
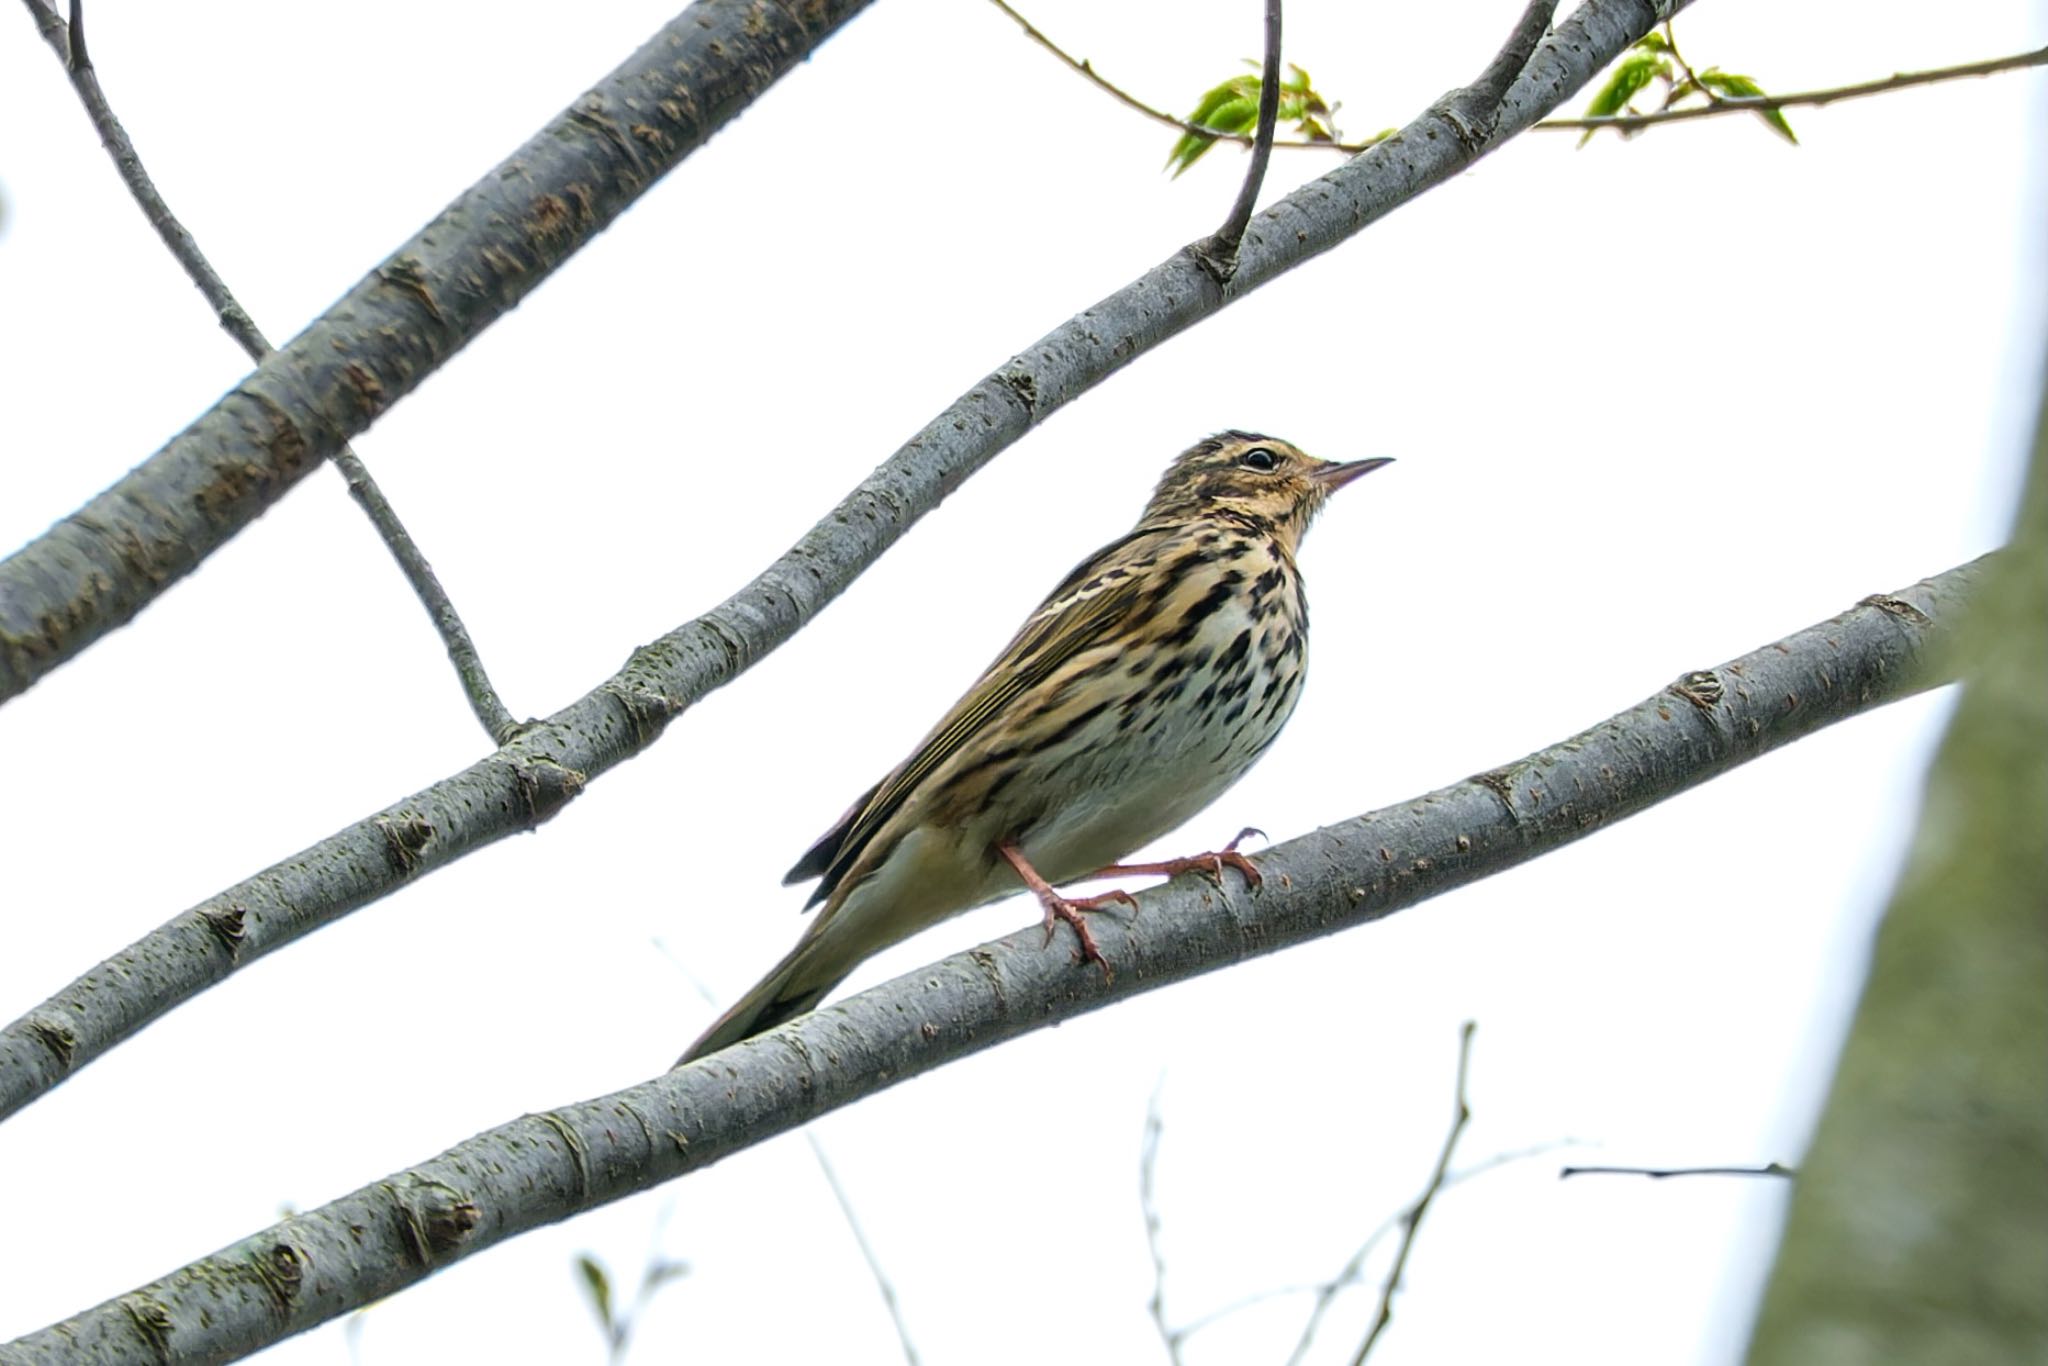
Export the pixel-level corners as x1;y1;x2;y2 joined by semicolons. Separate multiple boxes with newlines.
0;0;874;703
0;556;1981;1364
24;0;520;741
0;0;1689;1122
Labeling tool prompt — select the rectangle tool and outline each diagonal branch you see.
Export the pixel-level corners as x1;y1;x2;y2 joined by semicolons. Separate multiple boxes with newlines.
24;0;520;742
0;556;1984;1363
0;0;1695;1122
0;0;876;705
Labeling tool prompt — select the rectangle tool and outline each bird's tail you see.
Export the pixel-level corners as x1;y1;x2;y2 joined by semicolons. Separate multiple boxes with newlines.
673;922;856;1066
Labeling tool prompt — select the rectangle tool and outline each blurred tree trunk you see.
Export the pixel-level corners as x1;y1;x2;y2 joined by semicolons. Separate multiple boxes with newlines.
1747;345;2048;1358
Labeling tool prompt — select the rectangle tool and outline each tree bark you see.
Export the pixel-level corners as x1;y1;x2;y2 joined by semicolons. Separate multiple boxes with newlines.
0;554;1980;1364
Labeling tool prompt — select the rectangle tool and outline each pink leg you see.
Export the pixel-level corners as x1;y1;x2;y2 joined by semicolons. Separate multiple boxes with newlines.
1086;826;1266;890
997;841;1130;980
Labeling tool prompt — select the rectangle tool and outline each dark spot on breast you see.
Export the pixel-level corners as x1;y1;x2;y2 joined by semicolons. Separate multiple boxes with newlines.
1162;573;1243;645
1249;566;1287;606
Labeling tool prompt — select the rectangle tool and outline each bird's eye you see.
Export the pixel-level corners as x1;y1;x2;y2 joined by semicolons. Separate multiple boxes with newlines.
1240;447;1280;472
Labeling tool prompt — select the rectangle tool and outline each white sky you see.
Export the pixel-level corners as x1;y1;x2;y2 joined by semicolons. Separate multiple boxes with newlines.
1;1;2042;1363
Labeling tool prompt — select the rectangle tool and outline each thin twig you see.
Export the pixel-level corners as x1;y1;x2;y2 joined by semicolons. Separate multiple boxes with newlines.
1560;1162;1796;1180
1186;1140;1553;1362
1192;0;1284;277
1142;1078;1561;1362
1659;19;1712;104
24;0;521;744
988;0;2046;151
1138;1082;1182;1366
808;1136;922;1366
984;0;1386;155
1349;1022;1477;1366
1539;43;2048;132
1282;1033;1513;1366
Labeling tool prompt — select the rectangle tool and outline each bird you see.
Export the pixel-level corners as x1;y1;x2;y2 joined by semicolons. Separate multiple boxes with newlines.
676;431;1390;1064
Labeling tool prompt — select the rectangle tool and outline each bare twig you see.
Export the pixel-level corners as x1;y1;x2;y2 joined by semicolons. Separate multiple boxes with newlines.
1561;1162;1796;1180
808;1137;922;1366
1138;1082;1182;1366
1351;1023;1477;1365
1540;43;2048;133
24;0;521;743
1192;0;1284;278
1161;1139;1562;1362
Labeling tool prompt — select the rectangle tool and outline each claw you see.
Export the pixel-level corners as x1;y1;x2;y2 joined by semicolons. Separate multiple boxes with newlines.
999;841;1125;981
1037;890;1125;979
1085;828;1267;892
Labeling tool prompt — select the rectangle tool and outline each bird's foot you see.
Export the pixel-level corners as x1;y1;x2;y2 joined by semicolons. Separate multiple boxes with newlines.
1036;888;1131;979
1087;826;1266;891
998;840;1126;980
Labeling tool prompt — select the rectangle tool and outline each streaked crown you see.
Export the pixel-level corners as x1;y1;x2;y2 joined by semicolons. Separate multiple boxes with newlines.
1139;431;1389;548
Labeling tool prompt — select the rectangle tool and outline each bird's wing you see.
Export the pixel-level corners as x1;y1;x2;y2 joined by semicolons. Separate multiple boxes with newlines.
786;526;1166;907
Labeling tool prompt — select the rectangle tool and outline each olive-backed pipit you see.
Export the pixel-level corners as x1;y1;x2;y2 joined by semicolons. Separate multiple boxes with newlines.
678;432;1389;1063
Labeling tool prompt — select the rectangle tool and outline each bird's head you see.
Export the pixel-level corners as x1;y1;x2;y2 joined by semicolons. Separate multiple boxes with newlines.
1139;431;1392;547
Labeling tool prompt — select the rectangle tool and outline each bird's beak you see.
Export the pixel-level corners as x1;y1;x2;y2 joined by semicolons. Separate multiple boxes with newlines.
1311;456;1394;492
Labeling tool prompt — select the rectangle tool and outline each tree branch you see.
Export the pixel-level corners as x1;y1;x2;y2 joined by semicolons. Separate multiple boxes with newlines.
0;0;1691;1121
22;0;521;742
1538;43;2048;134
0;0;875;704
0;556;1983;1362
1191;0;1285;279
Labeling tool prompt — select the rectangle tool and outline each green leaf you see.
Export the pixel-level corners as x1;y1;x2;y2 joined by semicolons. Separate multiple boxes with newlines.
1187;75;1259;127
575;1254;615;1333
1165;63;1346;175
1578;50;1674;146
1700;67;1798;145
1167;72;1266;176
1167;94;1261;176
1164;131;1214;177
